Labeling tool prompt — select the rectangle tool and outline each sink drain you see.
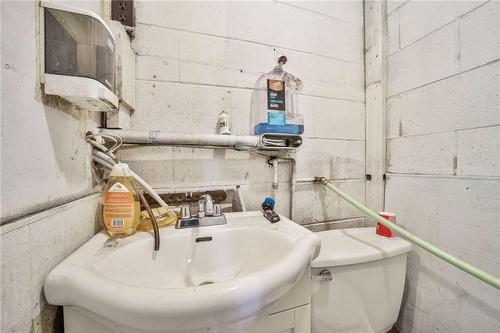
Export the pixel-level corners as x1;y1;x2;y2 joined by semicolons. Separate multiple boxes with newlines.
199;281;214;286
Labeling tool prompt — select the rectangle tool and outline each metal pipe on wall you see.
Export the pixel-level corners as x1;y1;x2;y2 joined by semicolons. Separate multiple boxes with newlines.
99;129;259;148
269;158;296;221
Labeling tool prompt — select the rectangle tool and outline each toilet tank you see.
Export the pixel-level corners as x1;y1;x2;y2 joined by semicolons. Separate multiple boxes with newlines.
311;227;411;333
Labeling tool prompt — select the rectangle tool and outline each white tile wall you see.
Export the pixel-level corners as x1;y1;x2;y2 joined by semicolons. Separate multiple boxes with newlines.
385;1;500;331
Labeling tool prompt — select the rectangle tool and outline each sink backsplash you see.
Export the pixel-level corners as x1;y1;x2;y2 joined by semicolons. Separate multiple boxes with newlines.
144;187;246;215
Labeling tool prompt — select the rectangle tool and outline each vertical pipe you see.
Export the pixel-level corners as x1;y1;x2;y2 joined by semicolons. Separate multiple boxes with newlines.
272;159;279;189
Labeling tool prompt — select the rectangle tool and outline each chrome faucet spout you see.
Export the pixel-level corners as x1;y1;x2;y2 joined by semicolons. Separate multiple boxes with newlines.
200;194;214;216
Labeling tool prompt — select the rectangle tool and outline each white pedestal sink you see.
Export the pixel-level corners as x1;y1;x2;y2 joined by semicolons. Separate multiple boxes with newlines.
45;211;320;333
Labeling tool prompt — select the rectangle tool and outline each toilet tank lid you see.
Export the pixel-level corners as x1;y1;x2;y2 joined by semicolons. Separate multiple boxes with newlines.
312;227;412;268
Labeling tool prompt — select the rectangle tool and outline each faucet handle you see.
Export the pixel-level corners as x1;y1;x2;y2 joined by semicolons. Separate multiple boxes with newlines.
213;204;222;216
197;199;206;218
180;205;191;220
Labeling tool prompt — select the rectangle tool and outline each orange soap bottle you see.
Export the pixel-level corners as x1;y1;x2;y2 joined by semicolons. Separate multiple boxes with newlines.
102;163;141;237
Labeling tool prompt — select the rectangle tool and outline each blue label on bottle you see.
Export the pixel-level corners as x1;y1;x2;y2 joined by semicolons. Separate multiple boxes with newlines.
268;111;286;125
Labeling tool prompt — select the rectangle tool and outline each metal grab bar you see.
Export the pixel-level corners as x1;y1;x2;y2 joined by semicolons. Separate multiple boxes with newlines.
314;177;500;290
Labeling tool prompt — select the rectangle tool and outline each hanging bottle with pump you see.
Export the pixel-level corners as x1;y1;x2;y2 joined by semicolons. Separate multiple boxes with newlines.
252;56;304;135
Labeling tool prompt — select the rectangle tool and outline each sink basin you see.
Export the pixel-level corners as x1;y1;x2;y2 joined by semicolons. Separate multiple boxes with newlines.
44;211;320;332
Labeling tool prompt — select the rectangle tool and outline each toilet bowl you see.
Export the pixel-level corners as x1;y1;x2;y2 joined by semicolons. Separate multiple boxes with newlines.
311;227;411;333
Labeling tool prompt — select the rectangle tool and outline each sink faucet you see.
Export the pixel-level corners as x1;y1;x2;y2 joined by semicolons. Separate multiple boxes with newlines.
176;194;226;229
199;194;214;217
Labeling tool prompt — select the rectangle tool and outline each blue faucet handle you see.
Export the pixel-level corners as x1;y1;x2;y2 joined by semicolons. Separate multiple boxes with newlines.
263;197;276;208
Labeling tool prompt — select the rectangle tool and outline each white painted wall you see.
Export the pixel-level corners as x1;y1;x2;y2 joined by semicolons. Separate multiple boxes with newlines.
1;1;103;331
122;0;366;228
384;1;500;332
1;1;366;331
1;0;101;222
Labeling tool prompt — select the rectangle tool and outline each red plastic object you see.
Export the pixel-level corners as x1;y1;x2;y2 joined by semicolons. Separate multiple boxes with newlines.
376;211;396;238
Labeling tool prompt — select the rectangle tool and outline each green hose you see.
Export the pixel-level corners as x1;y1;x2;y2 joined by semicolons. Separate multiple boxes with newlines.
314;177;500;290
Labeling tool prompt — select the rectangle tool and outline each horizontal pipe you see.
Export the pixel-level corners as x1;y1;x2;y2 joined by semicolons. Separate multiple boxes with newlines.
315;177;500;290
98;129;259;148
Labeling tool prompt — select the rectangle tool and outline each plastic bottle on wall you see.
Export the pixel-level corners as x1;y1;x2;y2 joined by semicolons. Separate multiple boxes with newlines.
252;56;304;135
102;163;141;237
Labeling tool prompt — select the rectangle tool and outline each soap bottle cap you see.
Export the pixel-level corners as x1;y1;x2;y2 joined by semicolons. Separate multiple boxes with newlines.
110;163;132;177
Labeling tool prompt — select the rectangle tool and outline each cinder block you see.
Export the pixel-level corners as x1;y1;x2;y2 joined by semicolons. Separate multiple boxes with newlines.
117;146;175;189
179;61;260;89
457;126;500;177
387;132;456;175
313;180;365;222
172;148;274;188
387;11;399;55
281;0;363;26
292;183;316;224
312;13;364;63
434;219;500;264
132;24;178;58
179;33;273;74
1;196;100;333
0;227;29;266
387;61;500;138
347;61;365;102
229;2;314;55
296;138;365;180
282;50;353;100
364;0;383;50
1;256;31;333
386;1;407;15
387;22;460;96
364;43;381;86
460;1;500;70
399;1;484;48
136;56;179;82
108;21;136;110
436;192;500;232
135;1;229;37
387;174;500;331
239;182;292;218
229;1;362;62
305;218;366;231
133;81;252;135
300;96;365;140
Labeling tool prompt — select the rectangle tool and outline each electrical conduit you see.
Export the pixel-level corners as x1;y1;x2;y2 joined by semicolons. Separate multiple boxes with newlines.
314;177;500;290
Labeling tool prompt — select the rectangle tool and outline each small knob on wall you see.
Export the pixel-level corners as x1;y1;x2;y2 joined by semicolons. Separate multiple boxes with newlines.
278;55;287;65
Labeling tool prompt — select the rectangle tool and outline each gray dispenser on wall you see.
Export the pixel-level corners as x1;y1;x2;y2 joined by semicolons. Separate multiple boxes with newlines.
40;1;118;111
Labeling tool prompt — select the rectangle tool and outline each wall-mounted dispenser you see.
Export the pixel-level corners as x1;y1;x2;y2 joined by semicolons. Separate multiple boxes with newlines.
40;1;118;111
252;56;304;135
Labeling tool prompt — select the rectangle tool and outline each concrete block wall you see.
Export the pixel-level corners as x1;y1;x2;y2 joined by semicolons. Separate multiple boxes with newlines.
384;1;500;332
1;1;104;331
122;0;366;226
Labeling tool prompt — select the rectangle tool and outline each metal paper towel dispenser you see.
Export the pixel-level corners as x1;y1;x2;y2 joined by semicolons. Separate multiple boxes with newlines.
40;1;118;111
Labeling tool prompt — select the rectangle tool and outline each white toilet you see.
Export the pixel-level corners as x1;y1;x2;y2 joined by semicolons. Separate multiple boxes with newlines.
311;227;412;333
